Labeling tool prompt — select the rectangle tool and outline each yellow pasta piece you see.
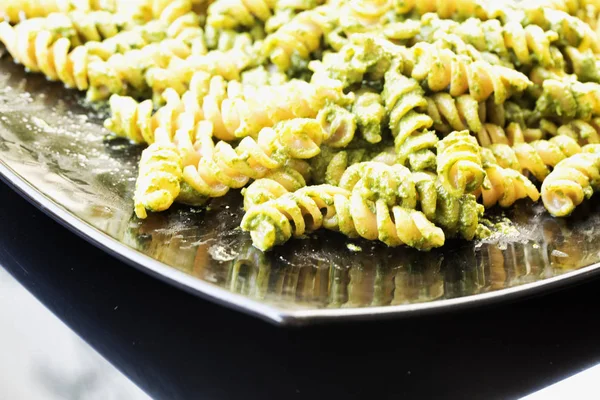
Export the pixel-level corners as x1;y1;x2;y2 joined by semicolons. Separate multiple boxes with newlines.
541;146;600;216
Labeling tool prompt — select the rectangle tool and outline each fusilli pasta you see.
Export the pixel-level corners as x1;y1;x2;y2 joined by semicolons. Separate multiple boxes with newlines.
541;145;600;216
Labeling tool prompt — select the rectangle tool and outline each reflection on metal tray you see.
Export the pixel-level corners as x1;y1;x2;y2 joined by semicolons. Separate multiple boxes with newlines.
1;55;599;325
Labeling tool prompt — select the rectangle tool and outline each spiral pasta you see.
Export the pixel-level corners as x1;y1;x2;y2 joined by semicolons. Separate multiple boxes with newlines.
339;0;393;34
488;135;582;181
316;104;357;149
183;118;327;198
563;47;600;83
309;34;394;88
206;0;323;30
426;93;485;135
535;79;600;120
200;76;350;141
409;41;532;104
411;172;485;240
478;148;541;208
511;7;600;53
309;146;382;186
420;13;559;67
0;18;201;101
339;162;418;209
436;130;486;197
262;6;333;71
541;118;600;144
241;183;445;251
0;0;129;23
382;60;435;171
145;32;253;103
352;90;386;144
8;0;600;250
241;164;309;210
104;86;202;144
392;0;494;20
541;145;600;216
133;128;183;219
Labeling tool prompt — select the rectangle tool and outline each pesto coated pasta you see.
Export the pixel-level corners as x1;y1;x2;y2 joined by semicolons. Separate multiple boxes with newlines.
4;0;600;253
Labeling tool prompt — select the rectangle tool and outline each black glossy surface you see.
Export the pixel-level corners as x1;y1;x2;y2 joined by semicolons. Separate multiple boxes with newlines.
3;181;600;400
2;51;600;323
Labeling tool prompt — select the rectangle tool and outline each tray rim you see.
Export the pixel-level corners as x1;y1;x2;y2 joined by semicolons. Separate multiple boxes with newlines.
3;159;600;326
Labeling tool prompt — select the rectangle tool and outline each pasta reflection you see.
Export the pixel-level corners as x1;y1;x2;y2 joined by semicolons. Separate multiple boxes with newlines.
119;196;600;309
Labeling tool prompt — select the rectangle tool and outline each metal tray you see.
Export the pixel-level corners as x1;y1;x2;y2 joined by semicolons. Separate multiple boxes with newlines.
1;55;600;326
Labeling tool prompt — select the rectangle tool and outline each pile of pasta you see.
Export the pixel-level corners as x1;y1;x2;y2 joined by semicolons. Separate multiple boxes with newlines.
3;0;600;252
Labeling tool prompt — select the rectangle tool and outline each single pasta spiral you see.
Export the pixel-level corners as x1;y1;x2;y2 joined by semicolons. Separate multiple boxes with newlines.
241;183;445;251
474;122;546;147
382;60;435;171
436;130;486;197
241;164;309;210
104;85;207;144
309;34;394;87
478;148;540;208
262;6;333;71
541;118;600;144
426;93;485;135
487;135;582;182
316;103;357;149
133;127;183;219
338;162;418;210
352;89;385;144
207;0;276;29
0;0;123;23
183;118;327;198
309;146;383;186
541;145;600;216
84;19;169;60
145;33;255;102
563;47;600;84
513;7;600;53
339;0;393;34
393;0;493;19
420;13;559;67
411;171;484;240
339;162;486;240
408;41;532;104
535;79;600;120
201;76;349;141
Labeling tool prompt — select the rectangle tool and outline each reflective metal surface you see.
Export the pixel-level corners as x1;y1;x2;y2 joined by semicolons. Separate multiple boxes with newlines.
1;55;600;324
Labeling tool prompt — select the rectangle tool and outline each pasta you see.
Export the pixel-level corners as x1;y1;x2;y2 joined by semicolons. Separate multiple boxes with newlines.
419;13;559;67
182;118;326;198
411;171;485;240
133;127;184;219
436;130;486;196
0;0;131;23
241;183;445;251
478;148;541;208
426;93;485;135
541;145;600;216
382;59;435;171
535;78;600;120
352;90;386;144
262;6;333;71
408;40;532;103
241;164;309;210
206;0;323;30
5;0;600;253
487;135;582;181
201;76;350;141
540;118;600;144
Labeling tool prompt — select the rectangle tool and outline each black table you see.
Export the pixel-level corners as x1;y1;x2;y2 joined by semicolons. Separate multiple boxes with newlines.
2;179;600;400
